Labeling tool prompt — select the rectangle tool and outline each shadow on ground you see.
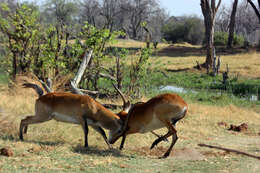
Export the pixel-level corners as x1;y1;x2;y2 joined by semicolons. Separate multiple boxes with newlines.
154;45;254;58
73;145;126;157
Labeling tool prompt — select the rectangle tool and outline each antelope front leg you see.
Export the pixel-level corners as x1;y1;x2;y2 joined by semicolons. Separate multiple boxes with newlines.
92;126;112;149
119;132;126;150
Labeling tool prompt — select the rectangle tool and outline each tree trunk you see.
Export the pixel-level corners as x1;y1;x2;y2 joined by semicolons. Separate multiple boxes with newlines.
201;0;222;69
227;0;238;48
205;19;215;68
12;52;17;80
132;28;137;39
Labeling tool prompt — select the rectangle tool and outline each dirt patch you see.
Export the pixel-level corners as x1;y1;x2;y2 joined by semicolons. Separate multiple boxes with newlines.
118;164;132;168
202;151;231;157
0;147;14;157
217;121;228;127
131;146;206;160
27;145;55;153
228;123;248;132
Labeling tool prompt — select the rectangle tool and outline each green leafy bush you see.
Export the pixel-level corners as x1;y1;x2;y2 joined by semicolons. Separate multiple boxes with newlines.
162;16;204;45
214;32;245;46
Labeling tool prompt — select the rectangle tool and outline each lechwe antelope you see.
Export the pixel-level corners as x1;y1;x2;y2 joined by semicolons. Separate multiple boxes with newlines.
20;83;125;148
111;86;188;158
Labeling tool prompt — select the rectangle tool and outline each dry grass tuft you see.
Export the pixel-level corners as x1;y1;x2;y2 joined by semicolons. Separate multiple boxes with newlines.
0;109;18;137
152;48;260;79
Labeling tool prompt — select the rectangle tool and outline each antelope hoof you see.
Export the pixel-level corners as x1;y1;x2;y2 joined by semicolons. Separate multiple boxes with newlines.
159;152;170;159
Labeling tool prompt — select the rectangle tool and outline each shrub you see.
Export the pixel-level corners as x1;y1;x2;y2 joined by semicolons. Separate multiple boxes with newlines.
233;34;245;47
162;16;204;45
214;32;245;47
214;32;228;46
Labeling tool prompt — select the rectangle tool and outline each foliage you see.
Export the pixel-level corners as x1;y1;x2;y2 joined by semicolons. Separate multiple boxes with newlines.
162;16;204;45
42;0;79;26
214;32;245;46
79;22;124;91
0;3;40;79
127;48;152;98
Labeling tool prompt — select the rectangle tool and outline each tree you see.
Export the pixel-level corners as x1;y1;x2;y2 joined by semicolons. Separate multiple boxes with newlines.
215;6;230;32
43;0;78;26
0;3;40;80
235;1;258;43
147;7;168;45
79;0;102;28
119;0;159;39
200;0;222;69
100;0;122;31
227;0;239;48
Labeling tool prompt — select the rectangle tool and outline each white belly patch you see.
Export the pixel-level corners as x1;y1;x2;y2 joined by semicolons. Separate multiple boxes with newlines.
139;114;164;133
53;112;101;126
53;112;80;124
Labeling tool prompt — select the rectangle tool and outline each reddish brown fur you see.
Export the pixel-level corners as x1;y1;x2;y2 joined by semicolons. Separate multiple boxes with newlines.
117;93;187;134
37;92;120;128
20;92;122;148
112;93;188;158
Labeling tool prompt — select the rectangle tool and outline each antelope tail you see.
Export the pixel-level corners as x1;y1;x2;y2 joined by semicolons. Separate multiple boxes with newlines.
23;83;44;97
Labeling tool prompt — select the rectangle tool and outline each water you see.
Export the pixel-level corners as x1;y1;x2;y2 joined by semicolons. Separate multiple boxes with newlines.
159;85;259;101
159;85;198;94
159;85;188;93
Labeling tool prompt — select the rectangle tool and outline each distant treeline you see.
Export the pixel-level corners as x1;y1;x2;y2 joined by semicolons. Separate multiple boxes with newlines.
0;0;258;45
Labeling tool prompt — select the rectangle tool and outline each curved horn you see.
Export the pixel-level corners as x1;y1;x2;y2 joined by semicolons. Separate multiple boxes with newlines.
112;83;131;112
112;83;127;105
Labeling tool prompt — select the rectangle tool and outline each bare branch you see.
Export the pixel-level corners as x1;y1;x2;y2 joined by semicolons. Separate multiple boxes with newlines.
99;73;116;81
72;49;93;86
198;143;260;160
78;88;99;95
247;0;260;23
216;0;222;11
70;81;84;95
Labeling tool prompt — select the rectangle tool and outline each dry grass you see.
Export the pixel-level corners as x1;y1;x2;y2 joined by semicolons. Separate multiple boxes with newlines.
108;39;169;49
0;41;260;172
0;84;260;172
151;51;260;78
109;40;260;79
1;87;259;145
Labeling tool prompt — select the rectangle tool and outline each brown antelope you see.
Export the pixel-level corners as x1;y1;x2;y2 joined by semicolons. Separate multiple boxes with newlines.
20;83;125;148
111;86;188;158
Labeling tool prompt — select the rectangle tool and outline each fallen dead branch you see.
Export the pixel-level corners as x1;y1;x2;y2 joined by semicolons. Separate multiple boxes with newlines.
198;143;260;160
